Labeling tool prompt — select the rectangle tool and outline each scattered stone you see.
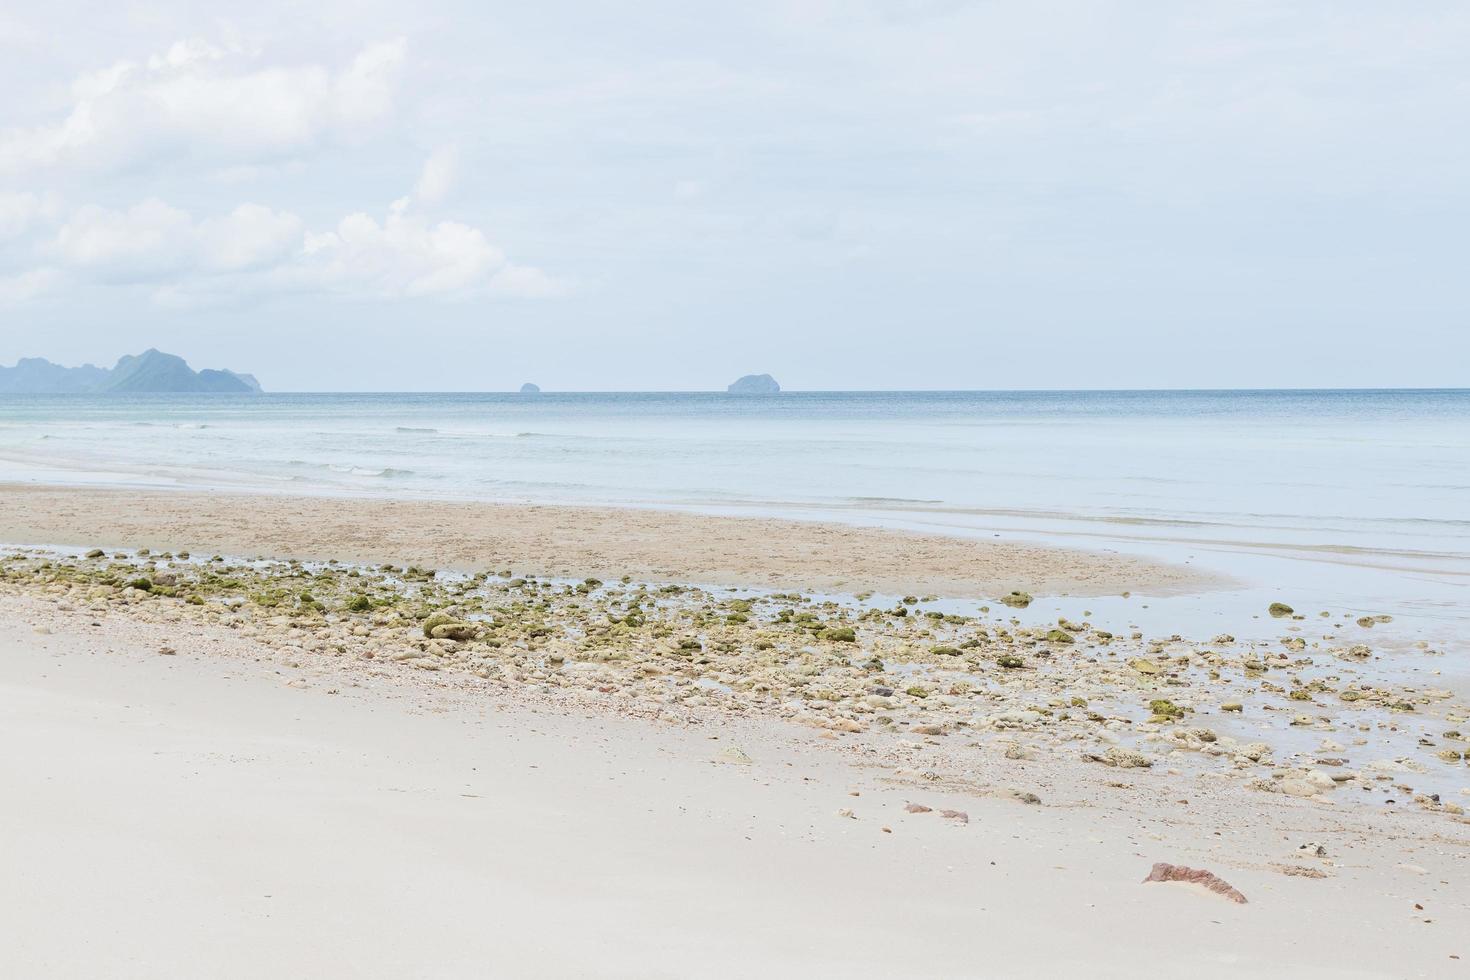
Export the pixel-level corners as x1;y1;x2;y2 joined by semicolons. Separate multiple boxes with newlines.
715;747;753;765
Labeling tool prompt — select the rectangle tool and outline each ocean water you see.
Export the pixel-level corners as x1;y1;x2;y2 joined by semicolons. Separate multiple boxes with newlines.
1;389;1467;645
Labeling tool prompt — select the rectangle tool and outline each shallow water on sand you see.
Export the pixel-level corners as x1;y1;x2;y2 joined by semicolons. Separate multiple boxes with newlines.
1;389;1466;649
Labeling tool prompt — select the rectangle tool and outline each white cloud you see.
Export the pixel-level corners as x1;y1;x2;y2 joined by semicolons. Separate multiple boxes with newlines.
0;191;58;242
0;267;59;305
412;146;459;206
0;38;406;174
301;203;510;297
31;169;558;303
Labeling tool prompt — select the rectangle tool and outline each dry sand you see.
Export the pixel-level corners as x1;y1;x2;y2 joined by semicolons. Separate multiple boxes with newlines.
0;483;1217;598
2;593;1466;979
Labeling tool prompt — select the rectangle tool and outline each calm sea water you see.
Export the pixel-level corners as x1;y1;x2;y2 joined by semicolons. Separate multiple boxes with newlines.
2;389;1468;641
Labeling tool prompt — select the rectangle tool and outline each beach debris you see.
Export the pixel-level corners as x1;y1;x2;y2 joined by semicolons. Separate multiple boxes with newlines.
1272;863;1329;879
158;645;176;656
837;808;856;819
939;809;969;824
714;746;753;765
904;803;933;813
1142;863;1247;904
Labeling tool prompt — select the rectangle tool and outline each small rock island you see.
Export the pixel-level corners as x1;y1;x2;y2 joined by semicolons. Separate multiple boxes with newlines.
519;382;542;394
726;374;780;394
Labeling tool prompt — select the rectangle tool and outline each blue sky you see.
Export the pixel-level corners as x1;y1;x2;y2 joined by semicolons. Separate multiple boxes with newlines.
1;1;1467;390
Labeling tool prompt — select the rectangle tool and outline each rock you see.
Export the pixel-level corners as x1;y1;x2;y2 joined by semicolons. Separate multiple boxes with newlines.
158;646;177;656
84;548;105;559
430;622;478;642
837;807;856;819
1268;602;1294;617
1221;702;1244;713
939;809;969;824
1086;746;1153;769
714;746;753;765
726;374;780;394
1044;628;1074;644
904;803;932;813
519;382;541;394
1129;658;1161;675
1142;862;1247;903
998;591;1033;609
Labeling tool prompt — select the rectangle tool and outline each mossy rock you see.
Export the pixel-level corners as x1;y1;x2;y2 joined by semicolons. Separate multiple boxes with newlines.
422;611;460;638
430;622;479;642
1268;602;1294;617
931;645;960;657
1148;698;1185;720
1044;628;1074;644
126;577;154;593
997;655;1024;669
823;627;857;643
84;548;105;559
999;591;1033;609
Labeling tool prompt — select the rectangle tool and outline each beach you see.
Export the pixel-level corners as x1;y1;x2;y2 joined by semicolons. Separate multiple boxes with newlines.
2;389;1468;978
3;590;1467;978
1;490;1467;978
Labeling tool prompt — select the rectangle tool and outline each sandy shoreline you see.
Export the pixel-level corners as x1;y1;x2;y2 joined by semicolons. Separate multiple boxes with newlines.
2;489;1467;977
3;591;1467;978
0;483;1219;599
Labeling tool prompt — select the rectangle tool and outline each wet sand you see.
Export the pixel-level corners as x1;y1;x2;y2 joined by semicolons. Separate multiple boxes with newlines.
0;483;1219;598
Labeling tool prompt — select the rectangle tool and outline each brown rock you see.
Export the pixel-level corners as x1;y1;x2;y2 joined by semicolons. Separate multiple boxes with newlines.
1142;862;1247;903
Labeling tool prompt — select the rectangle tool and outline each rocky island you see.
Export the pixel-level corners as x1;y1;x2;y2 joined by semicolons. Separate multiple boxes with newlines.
0;349;261;394
727;373;780;394
519;382;542;394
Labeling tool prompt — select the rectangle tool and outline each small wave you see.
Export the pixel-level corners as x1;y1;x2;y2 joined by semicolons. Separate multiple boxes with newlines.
324;464;416;478
395;426;438;434
175;423;209;430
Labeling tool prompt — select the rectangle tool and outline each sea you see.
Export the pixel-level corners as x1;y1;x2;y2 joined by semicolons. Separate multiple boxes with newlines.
1;389;1467;656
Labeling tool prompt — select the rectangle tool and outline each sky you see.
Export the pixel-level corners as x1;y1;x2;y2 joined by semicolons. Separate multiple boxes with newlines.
1;1;1467;391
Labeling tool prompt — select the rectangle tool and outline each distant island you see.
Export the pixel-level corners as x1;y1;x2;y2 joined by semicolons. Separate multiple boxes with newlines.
727;373;780;394
519;382;542;394
0;349;262;394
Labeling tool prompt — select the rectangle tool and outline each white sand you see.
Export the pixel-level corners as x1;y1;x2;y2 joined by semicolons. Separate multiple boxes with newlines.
2;594;1464;978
